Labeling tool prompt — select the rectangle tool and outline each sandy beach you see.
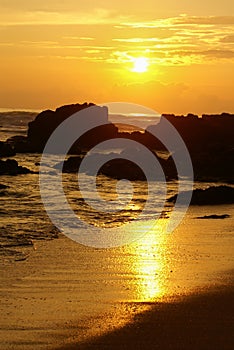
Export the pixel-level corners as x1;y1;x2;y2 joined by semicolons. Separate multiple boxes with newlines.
1;206;234;350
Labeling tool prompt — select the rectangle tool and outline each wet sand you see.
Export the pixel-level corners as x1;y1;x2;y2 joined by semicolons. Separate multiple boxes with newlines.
0;207;234;349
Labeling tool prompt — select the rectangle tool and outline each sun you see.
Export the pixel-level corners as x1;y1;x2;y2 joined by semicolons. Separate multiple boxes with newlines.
132;57;149;73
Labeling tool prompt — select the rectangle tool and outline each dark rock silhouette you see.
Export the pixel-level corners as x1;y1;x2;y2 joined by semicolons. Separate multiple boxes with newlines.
4;103;234;183
99;158;147;181
0;141;15;157
147;113;234;182
98;150;177;181
196;214;230;219
191;148;234;183
54;156;83;173
8;103;118;153
6;136;34;153
168;186;234;205
147;112;234;153
0;159;35;176
0;183;9;190
57;149;178;181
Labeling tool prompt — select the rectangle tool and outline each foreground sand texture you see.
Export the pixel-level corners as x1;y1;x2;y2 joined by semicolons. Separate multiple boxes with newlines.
0;208;234;349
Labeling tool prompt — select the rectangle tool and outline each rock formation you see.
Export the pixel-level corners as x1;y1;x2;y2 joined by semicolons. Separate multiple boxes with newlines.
168;186;234;205
7;103;118;153
0;141;15;157
0;159;35;176
2;103;234;182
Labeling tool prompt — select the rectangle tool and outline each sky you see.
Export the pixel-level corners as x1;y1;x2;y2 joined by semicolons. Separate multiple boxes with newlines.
0;0;234;114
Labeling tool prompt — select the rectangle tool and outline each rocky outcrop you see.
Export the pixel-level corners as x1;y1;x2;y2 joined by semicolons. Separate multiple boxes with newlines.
8;103;118;153
0;159;35;176
98;151;177;181
168;186;234;205
6;136;36;153
0;141;15;157
146;113;234;183
4;103;234;183
57;149;178;181
147;113;234;153
192;148;234;183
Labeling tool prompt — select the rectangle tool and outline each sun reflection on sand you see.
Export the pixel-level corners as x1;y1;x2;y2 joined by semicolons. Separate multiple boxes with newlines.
130;220;169;301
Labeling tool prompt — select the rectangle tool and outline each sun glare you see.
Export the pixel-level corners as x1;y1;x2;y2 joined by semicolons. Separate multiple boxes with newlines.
132;57;149;73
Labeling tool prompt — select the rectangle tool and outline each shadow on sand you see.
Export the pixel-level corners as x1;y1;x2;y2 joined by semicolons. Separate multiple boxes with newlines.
58;282;234;350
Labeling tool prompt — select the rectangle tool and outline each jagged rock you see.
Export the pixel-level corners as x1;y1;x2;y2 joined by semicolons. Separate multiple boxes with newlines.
0;159;35;176
168;186;234;205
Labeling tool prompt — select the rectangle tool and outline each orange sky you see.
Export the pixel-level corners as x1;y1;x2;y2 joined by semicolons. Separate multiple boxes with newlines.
0;1;234;114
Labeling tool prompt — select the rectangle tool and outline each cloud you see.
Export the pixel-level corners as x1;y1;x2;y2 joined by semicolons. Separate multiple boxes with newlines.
201;49;234;58
172;16;234;25
175;49;234;59
0;8;126;26
1;12;234;68
120;15;234;28
63;36;95;41
220;35;234;43
13;42;115;51
113;38;162;43
109;15;234;66
0;42;14;46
